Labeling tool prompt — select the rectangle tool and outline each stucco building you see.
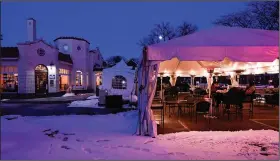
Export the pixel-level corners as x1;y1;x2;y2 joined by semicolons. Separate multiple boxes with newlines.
1;18;103;95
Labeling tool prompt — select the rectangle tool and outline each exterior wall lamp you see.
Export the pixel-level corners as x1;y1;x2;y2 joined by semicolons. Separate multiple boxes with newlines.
50;62;54;70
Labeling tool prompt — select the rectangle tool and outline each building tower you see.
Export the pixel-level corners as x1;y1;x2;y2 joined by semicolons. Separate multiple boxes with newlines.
27;18;37;42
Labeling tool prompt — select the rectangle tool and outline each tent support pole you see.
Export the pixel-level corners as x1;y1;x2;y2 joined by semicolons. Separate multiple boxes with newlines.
160;73;163;100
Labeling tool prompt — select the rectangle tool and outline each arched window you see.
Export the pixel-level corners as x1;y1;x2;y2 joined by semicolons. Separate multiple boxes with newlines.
112;75;127;89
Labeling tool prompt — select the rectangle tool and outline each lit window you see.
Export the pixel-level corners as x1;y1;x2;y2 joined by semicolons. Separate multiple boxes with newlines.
76;71;83;86
59;68;69;75
0;66;18;92
112;75;127;89
63;44;69;51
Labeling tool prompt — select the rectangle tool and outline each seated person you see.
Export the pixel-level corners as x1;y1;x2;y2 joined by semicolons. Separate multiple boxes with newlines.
211;81;219;94
224;87;245;110
241;81;256;105
244;81;256;95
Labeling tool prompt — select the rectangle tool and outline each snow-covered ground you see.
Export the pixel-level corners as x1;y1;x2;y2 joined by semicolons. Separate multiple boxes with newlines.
68;94;136;108
1;99;10;101
87;96;99;100
68;98;101;108
62;93;75;97
1;111;279;160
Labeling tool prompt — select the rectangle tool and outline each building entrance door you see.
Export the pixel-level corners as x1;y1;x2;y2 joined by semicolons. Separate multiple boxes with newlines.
35;65;48;94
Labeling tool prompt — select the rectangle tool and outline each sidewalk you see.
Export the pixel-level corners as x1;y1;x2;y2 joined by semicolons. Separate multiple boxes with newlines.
1;93;94;104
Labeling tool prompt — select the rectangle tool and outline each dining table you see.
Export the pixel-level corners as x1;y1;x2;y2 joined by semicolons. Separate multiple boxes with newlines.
164;97;212;118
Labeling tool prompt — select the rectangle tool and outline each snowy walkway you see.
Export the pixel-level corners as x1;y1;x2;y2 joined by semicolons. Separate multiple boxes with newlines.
1;93;94;104
1;111;279;160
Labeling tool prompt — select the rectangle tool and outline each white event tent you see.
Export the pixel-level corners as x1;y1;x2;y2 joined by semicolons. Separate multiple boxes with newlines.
136;26;279;137
100;60;136;99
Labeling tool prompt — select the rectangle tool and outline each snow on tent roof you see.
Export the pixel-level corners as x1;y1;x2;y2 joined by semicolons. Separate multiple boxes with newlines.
147;26;279;62
103;59;133;72
150;26;279;47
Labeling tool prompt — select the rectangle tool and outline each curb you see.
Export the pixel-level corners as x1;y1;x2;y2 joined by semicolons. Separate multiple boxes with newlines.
0;107;137;116
1;101;72;104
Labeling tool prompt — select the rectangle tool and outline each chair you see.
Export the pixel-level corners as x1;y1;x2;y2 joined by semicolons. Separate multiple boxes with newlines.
211;92;223;117
265;93;279;108
153;96;162;104
254;93;263;106
242;92;256;118
151;103;164;131
164;95;177;116
184;96;196;119
178;92;191;101
195;101;211;123
193;88;206;100
223;87;245;120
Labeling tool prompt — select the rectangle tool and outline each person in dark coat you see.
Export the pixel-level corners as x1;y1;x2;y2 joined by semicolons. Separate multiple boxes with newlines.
224;87;245;110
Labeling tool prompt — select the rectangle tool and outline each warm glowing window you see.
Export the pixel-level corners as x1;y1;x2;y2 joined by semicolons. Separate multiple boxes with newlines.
59;75;69;91
112;75;127;89
76;71;83;86
59;68;69;75
0;66;18;92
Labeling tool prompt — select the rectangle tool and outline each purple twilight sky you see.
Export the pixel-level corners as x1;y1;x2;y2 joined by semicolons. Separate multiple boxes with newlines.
1;2;247;59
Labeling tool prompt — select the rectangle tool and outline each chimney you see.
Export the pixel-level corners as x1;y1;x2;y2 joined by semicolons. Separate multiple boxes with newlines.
27;18;36;42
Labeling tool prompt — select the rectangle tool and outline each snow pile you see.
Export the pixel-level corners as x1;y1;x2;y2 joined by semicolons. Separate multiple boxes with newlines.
130;95;137;103
87;95;98;100
62;93;75;97
1;99;10;101
1;112;279;160
123;95;137;103
68;99;102;108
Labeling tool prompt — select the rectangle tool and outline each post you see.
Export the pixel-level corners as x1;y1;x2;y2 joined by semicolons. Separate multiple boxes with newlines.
160;73;163;100
236;74;240;84
234;69;245;87
207;69;214;98
190;75;195;87
170;74;175;86
0;33;2;102
213;72;220;83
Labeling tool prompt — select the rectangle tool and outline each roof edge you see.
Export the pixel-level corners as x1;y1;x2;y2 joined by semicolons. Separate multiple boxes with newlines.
54;36;90;44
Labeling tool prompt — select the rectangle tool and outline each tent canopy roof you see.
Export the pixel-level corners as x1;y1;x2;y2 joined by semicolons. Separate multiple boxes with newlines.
147;26;279;62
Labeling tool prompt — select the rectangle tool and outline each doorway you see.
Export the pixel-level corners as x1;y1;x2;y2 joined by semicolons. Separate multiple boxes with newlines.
35;64;48;94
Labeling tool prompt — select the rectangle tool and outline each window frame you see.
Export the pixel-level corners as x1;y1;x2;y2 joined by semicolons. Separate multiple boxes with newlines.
112;75;127;89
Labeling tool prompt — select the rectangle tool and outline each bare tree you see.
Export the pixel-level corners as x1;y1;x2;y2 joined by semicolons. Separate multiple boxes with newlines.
214;11;255;28
138;21;198;47
177;21;198;36
249;1;279;30
214;1;279;30
138;22;176;47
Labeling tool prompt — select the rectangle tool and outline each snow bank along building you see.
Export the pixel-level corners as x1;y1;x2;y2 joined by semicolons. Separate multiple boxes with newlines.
1;18;103;97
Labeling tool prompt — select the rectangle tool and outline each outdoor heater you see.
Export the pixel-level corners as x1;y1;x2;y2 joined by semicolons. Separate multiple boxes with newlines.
234;69;245;84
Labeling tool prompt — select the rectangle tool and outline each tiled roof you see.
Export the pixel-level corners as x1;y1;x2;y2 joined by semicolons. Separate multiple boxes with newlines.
1;47;73;64
1;47;19;58
17;39;58;50
54;37;90;44
93;64;103;71
89;50;97;53
58;52;73;64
